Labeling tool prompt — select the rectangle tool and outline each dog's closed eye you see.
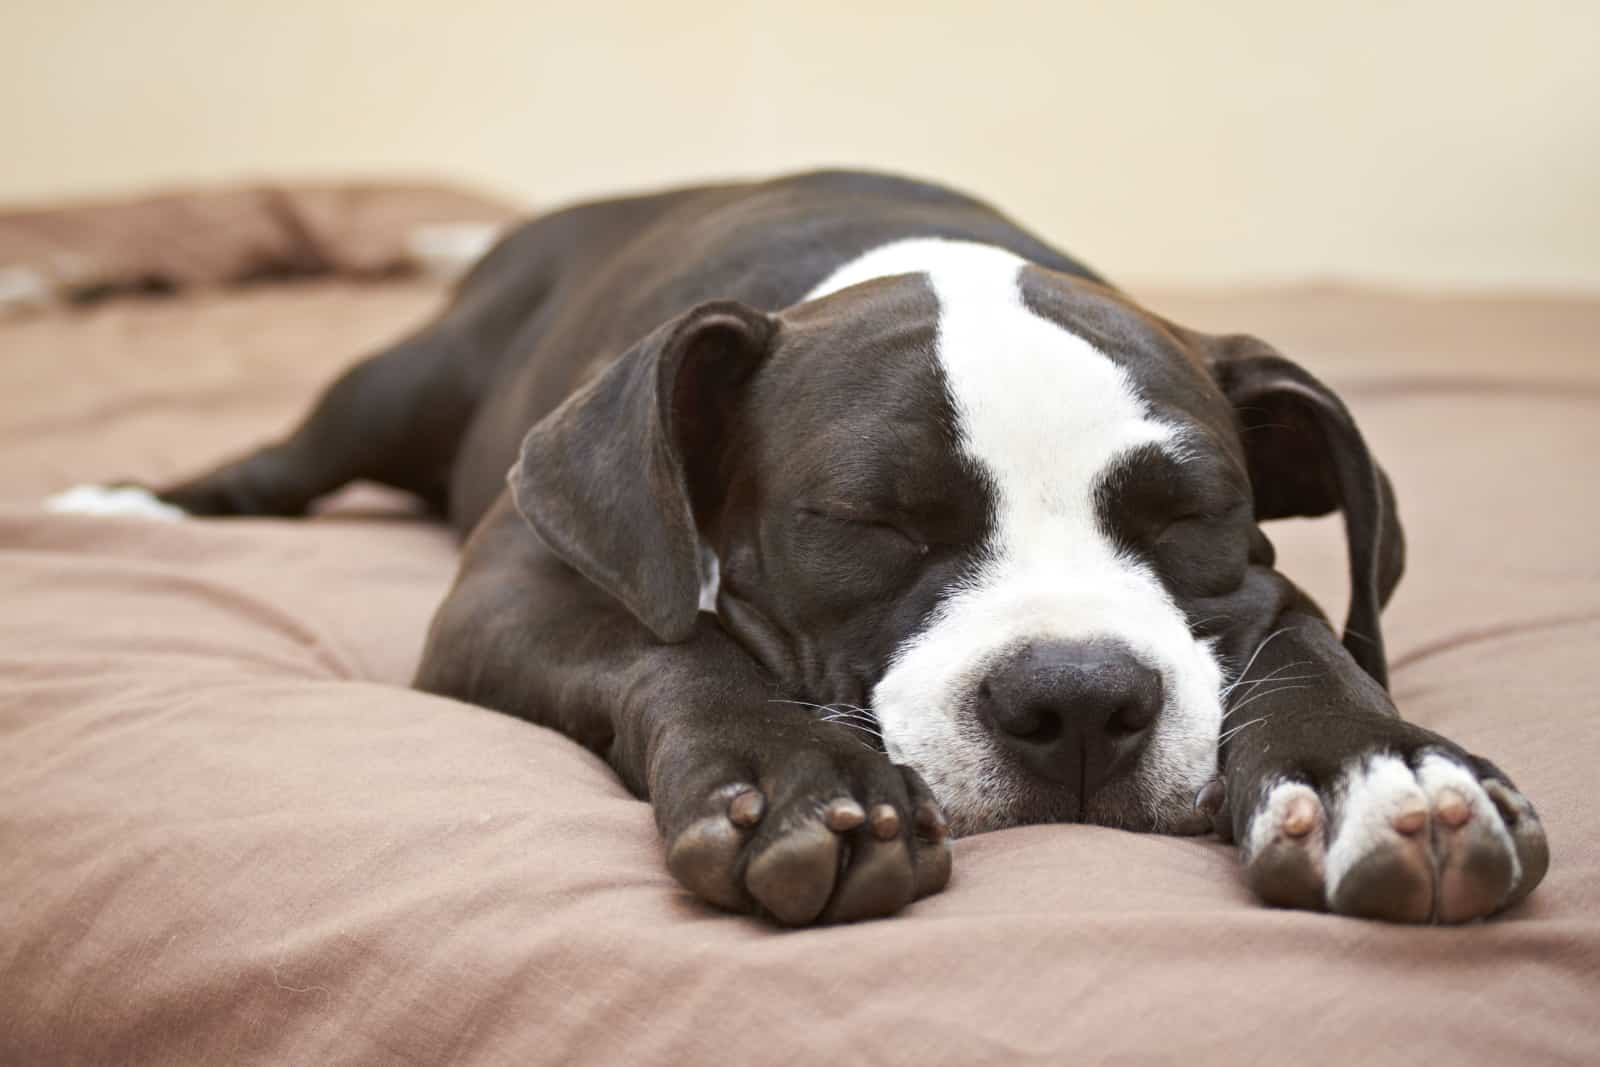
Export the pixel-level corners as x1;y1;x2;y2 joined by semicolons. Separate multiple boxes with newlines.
796;506;932;556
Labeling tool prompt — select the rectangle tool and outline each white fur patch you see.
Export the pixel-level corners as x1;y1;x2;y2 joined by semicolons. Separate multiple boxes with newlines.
1414;752;1520;885
697;543;721;615
44;485;185;521
1323;754;1428;894
810;239;1221;834
1254;752;1522;915
1246;778;1327;870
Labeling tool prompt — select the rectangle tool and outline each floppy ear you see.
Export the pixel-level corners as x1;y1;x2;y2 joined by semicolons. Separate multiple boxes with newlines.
1206;335;1404;688
508;300;779;643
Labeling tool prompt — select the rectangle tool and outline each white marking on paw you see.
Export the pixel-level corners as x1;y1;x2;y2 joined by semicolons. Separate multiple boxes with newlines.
1415;752;1520;886
1248;753;1532;919
44;485;185;521
1247;779;1324;861
1324;754;1429;898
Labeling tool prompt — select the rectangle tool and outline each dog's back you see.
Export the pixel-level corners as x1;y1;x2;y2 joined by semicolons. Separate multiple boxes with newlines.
443;170;1102;527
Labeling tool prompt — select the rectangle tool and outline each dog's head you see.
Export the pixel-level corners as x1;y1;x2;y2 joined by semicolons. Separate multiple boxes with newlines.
510;239;1402;835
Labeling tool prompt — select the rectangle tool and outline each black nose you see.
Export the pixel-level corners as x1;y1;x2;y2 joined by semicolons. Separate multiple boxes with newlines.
975;639;1164;797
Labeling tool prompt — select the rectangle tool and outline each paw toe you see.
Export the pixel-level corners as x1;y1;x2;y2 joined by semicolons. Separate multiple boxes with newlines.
1435;833;1515;923
1417;755;1517;922
1244;782;1327;910
745;823;842;925
899;767;954;901
666;816;749;913
822;838;915;923
1328;842;1435;922
672;759;955;925
1483;778;1550;912
1237;743;1550;923
1246;840;1327;911
1324;754;1436;922
912;836;954;899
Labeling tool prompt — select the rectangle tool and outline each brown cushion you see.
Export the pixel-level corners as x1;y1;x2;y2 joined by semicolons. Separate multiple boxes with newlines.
2;277;1597;1064
0;182;518;311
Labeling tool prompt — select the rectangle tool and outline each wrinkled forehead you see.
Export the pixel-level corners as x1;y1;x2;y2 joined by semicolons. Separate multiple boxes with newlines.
756;241;1229;495
1014;263;1232;429
752;271;957;499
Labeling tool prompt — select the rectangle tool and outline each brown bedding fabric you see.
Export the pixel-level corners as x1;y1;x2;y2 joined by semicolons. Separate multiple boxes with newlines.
0;183;517;310
1;276;1598;1065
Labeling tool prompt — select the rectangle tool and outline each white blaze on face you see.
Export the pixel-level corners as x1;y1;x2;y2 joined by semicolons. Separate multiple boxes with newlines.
810;239;1224;835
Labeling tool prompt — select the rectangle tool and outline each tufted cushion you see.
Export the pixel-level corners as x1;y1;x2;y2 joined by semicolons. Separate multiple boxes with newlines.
2;273;1596;1064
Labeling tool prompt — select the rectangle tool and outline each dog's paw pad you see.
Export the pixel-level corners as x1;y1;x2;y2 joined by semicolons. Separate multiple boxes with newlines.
1243;750;1549;923
913;798;948;843
664;755;951;925
666;814;749;913
745;823;843;925
45;484;185;521
1244;781;1326;910
1482;779;1550;910
1415;755;1517;922
823;836;914;923
1325;754;1437;922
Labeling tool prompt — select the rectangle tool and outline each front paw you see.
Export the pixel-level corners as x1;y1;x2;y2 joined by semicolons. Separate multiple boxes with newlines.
659;737;952;925
1241;746;1548;923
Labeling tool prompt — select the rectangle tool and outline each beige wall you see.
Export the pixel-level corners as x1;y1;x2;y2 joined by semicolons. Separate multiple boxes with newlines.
4;0;1597;289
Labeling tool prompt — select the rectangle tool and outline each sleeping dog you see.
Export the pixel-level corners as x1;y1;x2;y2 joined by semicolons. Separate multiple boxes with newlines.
61;171;1548;925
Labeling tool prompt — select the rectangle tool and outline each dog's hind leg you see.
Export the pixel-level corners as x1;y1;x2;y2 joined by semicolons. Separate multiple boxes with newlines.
45;325;470;523
143;208;622;521
49;201;660;524
151;321;482;519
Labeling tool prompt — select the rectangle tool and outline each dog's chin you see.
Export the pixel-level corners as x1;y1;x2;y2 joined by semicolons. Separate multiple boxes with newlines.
1086;775;1217;836
927;768;1212;839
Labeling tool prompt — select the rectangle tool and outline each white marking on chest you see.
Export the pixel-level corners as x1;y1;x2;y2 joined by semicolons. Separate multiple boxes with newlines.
810;239;1222;833
697;542;721;614
45;484;186;521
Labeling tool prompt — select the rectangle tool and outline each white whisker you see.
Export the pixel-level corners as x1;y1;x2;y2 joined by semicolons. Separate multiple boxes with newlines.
1221;626;1297;694
821;720;884;739
769;698;880;729
1222;672;1320;719
1220;658;1311;700
1218;715;1269;745
1223;682;1315;719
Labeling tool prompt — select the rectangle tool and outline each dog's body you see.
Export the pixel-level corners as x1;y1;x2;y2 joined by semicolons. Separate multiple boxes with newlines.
73;171;1546;925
